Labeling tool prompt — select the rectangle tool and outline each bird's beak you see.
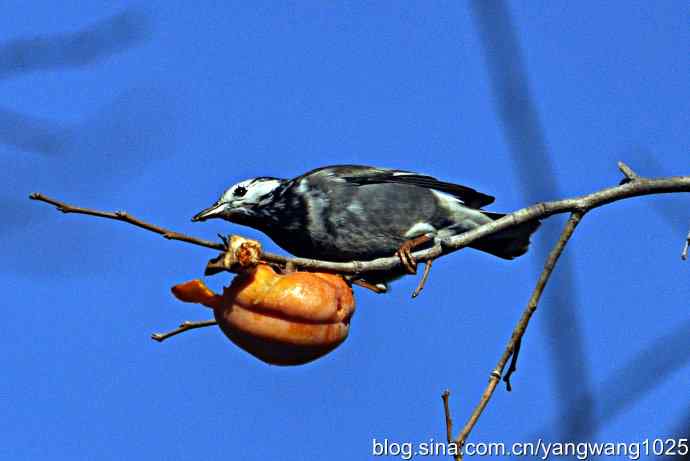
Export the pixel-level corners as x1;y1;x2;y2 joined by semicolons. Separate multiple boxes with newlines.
192;203;226;222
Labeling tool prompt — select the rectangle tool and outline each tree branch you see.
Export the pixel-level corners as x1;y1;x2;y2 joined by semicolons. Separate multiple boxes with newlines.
502;337;522;392
617;160;640;182
27;162;690;456
442;164;688;456
151;319;217;342
29;193;225;251
441;390;454;446
453;212;584;454
447;212;585;460
29;162;690;276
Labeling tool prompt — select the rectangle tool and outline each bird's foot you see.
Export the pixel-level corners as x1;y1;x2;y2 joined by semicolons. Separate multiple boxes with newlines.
397;244;417;274
396;234;433;274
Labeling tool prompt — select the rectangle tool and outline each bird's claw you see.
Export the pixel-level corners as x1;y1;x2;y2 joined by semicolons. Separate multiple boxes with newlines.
396;244;418;274
396;234;434;274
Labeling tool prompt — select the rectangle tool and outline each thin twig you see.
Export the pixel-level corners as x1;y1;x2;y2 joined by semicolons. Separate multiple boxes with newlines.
502;337;522;392
453;211;585;451
617;161;640;182
351;279;387;293
151;319;218;342
30;165;690;275
682;227;690;261
412;259;434;298
29;193;225;251
441;390;454;446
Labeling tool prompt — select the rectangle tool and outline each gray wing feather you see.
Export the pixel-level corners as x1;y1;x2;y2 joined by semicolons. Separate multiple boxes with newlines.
317;165;495;208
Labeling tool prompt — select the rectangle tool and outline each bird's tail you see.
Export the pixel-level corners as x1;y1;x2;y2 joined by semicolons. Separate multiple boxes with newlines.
469;212;541;260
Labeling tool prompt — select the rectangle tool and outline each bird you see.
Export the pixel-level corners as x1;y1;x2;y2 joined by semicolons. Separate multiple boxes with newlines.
192;165;540;289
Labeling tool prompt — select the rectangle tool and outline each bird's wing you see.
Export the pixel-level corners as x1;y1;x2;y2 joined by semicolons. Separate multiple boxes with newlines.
317;165;495;208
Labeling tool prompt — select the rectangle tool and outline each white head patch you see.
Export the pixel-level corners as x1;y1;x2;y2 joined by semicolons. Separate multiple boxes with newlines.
220;178;282;205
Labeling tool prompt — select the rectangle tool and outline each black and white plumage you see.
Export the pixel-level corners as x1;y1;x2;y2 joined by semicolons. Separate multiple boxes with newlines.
192;165;540;275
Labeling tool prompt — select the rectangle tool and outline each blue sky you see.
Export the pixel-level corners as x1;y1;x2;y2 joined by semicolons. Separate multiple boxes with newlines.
1;2;688;460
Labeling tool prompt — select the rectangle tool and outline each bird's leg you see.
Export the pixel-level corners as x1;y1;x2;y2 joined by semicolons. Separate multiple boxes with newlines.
396;234;433;274
411;258;434;298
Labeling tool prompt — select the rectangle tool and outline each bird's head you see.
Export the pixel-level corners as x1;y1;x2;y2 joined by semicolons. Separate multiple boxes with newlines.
192;177;284;223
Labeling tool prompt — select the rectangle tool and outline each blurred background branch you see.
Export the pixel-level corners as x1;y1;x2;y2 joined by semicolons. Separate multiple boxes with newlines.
470;0;594;442
0;9;150;81
0;8;178;276
470;2;689;453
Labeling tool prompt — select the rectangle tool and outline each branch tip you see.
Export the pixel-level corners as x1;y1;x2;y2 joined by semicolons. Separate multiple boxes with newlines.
617;161;639;182
441;389;454;446
151;319;217;343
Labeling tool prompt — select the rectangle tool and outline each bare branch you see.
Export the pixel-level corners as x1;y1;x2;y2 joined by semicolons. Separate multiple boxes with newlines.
30;165;690;276
441;390;455;449
29;193;225;251
151;319;218;342
453;211;585;451
502;337;522;392
617;161;640;182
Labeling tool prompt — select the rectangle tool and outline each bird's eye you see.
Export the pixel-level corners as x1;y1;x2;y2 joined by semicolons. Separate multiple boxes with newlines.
234;186;248;197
